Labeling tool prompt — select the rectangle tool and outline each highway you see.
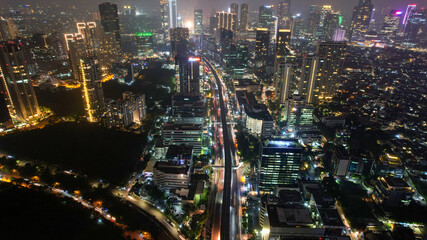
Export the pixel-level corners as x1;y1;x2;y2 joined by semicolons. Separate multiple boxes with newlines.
204;58;241;240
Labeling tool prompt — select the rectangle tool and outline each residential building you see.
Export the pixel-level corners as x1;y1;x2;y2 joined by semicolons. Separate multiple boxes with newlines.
105;92;146;130
349;0;374;41
99;2;121;48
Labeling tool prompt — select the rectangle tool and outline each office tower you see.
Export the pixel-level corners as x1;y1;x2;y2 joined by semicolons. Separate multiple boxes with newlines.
239;3;249;32
99;2;121;49
349;0;374;41
160;0;169;36
404;9;427;41
258;138;302;193
0;41;40;123
162;123;203;155
292;14;303;38
65;23;105;122
136;32;154;57
209;16;218;35
315;41;346;101
220;28;234;58
277;0;291;29
216;12;237;32
224;42;249;78
275;29;291;63
307;5;321;37
314;5;333;40
255;28;270;67
170;27;189;58
299;55;325;104
322;12;341;41
194;9;203;35
0;17;18;41
168;0;178;29
275;63;294;103
402;4;417;32
230;3;239;32
380;10;402;38
177;56;200;94
258;5;275;33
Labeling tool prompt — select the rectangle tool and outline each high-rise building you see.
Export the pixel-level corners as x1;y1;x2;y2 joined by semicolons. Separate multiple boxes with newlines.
160;0;169;36
299;55;325;104
277;0;291;29
315;41;346;101
99;2;121;49
209;16;218;35
168;0;178;29
194;9;203;35
105;92;146;129
258;138;302;193
0;41;40;123
136;32;154;57
177;55;200;94
307;5;321;37
255;28;270;67
314;5;333;40
230;3;239;32
402;4;417;32
216;12;237;32
404;9;427;41
0;17;18;41
65;23;106;122
239;3;249;32
380;10;402;38
275;29;291;63
170;27;189;57
349;0;374;41
258;5;275;33
284;94;314;128
275;62;294;103
322;12;341;41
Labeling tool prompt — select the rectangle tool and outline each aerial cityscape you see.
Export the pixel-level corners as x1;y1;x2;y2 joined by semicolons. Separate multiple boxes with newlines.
0;0;426;239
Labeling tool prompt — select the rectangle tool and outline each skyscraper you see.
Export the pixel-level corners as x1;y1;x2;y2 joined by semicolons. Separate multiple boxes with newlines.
170;27;189;57
0;17;18;41
277;0;291;29
0;41;40;123
216;12;237;32
99;2;121;49
402;4;417;32
255;28;270;67
404;9;427;41
322;12;341;41
194;9;203;35
230;3;239;32
315;41;346;101
299;55;325;104
275;29;291;63
349;0;374;41
160;0;169;36
65;22;105;122
239;3;249;32
258;138;302;193
380;10;402;38
168;0;178;29
179;56;200;94
275;62;294;103
258;5;275;33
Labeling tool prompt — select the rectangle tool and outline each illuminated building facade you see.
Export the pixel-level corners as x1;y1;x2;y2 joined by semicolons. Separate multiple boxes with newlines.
349;0;374;41
239;3;249;32
178;56;200;94
258;138;302;193
255;28;270;67
380;10;402;38
299;55;325;104
194;9;203;35
230;3;239;32
160;0;169;37
0;41;40;123
216;12;237;32
105;92;146;130
168;0;178;29
315;41;346;101
258;5;275;34
277;0;291;29
170;27;189;57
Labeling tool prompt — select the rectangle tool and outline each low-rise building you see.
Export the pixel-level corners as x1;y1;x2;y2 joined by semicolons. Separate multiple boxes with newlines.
162;123;203;155
375;153;404;178
153;159;190;190
372;177;414;207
